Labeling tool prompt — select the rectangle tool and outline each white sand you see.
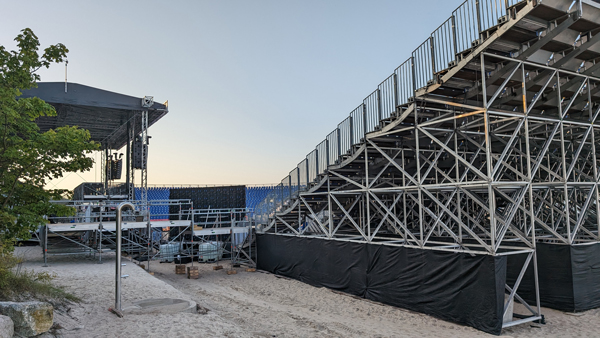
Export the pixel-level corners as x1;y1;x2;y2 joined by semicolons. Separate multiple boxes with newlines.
15;246;600;338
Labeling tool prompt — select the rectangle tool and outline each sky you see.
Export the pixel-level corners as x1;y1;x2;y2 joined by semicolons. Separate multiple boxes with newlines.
1;0;460;190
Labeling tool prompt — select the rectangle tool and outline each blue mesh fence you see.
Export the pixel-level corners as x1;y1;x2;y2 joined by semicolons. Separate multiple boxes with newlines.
134;187;171;220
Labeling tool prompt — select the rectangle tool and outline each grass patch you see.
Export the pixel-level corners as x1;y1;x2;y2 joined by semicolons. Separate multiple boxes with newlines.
0;251;80;303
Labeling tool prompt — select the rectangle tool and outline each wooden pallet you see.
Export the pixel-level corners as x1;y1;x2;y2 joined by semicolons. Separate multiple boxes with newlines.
175;264;186;274
187;266;199;279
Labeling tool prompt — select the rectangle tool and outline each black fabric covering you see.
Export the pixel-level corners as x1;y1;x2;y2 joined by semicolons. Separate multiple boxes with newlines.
168;186;246;220
507;243;572;311
506;242;600;312
257;234;506;335
571;244;600;310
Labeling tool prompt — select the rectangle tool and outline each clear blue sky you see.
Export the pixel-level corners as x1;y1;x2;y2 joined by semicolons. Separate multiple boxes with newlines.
1;0;460;189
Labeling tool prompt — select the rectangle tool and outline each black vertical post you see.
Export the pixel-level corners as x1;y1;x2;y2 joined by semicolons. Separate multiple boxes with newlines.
297;167;301;193
411;56;416;97
393;73;399;112
305;159;309;187
451;15;458;62
430;36;437;77
475;0;482;37
377;89;382;122
104;147;109;195
315;149;319;178
325;139;330;167
337;127;341;157
288;175;292;201
349;116;354;146
362;103;367;137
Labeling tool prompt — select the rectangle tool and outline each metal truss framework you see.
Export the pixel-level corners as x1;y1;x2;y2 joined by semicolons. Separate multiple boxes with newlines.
100;110;150;204
42;200;256;269
256;0;600;330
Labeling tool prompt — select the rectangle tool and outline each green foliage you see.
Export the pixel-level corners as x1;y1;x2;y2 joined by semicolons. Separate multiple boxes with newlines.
0;28;99;250
0;252;79;302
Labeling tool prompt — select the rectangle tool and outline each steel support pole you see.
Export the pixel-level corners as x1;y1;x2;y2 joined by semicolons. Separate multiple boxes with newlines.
104;147;109;195
556;72;572;243
115;202;134;313
98;206;103;264
363;103;367;138
482;53;496;252
190;208;194;268
522;63;541;316
146;217;151;272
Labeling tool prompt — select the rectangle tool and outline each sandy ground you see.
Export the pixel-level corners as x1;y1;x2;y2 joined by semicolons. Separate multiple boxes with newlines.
14;246;600;338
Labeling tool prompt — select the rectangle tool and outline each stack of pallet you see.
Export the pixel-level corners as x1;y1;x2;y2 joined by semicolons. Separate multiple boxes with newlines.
175;264;186;274
187;266;199;279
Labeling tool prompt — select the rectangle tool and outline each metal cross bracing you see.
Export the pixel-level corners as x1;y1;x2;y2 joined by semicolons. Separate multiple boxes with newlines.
254;0;600;330
169;208;256;267
140;110;149;207
42;199;193;265
100;109;149;204
42;202;256;269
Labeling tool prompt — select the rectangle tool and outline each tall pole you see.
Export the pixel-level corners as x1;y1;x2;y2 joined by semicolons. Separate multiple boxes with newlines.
64;60;68;93
115;202;134;313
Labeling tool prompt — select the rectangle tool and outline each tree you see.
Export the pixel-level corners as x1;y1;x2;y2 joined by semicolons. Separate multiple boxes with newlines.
0;28;99;250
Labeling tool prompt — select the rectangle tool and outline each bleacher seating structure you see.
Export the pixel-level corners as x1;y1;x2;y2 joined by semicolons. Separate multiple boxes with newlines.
245;186;275;211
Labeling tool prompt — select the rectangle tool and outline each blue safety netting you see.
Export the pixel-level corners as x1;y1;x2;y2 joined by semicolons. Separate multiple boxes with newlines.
133;185;273;218
135;187;171;220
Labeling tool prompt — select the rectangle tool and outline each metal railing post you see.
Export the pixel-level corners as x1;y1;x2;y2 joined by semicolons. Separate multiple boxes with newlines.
475;0;482;36
393;73;399;111
315;148;319;177
325;139;330;167
297;166;301;191
337;127;342;157
305;158;310;187
362;103;367;136
430;36;437;75
411;56;416;96
451;15;458;62
377;89;382;122
349;116;354;146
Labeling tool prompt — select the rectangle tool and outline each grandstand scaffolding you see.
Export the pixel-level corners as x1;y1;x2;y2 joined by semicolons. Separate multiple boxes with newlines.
255;0;600;334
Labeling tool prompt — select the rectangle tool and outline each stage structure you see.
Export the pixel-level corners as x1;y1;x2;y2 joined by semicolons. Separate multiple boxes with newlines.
22;83;256;269
255;0;600;334
21;82;168;205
